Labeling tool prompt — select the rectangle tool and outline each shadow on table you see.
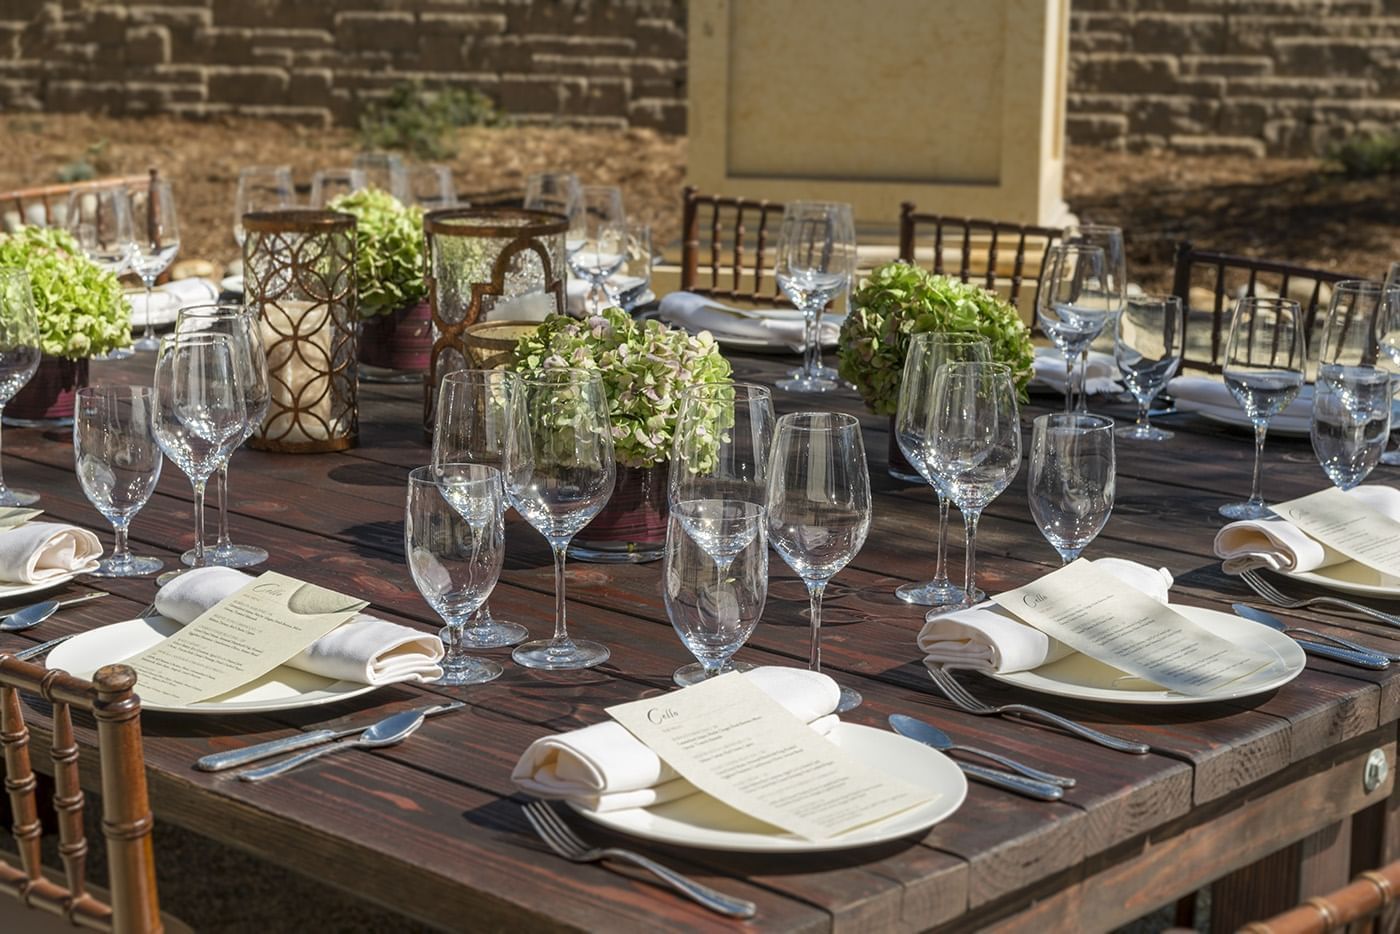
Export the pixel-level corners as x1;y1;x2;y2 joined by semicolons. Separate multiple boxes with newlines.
327;462;411;489
342;520;404;560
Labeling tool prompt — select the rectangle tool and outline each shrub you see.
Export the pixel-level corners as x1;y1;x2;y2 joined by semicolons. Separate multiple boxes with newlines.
1327;132;1400;178
357;82;506;160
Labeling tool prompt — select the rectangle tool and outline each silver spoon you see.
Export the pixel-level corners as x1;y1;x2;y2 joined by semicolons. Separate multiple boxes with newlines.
237;707;430;782
0;591;108;632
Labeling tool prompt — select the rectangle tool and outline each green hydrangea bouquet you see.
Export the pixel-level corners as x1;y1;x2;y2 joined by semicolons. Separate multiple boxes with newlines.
837;262;1034;416
327;188;426;318
0;226;128;358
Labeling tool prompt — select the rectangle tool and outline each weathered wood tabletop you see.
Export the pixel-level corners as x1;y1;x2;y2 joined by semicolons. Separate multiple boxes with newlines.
4;352;1398;933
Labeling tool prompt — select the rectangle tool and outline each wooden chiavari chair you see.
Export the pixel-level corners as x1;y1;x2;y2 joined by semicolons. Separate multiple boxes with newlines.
0;176;151;233
679;186;786;304
896;202;1063;309
1237;857;1400;933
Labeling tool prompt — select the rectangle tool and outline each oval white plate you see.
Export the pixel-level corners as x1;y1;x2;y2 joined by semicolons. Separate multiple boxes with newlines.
568;722;966;853
0;572;77;602
1287;561;1400;599
987;605;1306;705
46;617;387;715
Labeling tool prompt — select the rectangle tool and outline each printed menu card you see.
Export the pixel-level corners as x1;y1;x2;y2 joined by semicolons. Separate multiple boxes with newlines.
124;572;368;706
1275;487;1400;578
991;559;1287;696
607;673;936;840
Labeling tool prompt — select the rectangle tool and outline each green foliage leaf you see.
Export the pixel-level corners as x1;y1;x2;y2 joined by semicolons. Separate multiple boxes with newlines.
327;188;426;318
0;226;128;358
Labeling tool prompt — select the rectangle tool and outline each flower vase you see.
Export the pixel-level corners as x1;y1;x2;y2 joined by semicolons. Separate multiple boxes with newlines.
887;415;922;483
359;299;433;384
5;356;89;428
569;462;669;563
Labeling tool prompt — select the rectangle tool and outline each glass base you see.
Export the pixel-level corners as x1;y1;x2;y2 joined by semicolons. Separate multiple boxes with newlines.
96;347;134;361
888;464;924;483
156;569;187;586
513;637;611;670
835;684;862;713
1220;499;1271;520
567;541;664;563
0;488;39;506
182;542;269;568
896;578;968;607
89;554;164;578
673;659;755;687
133;334;161;352
443;620;529;649
434;656;503;686
775;375;837;393
1383;449;1400;466
2;415;71;428
1115;423;1173;441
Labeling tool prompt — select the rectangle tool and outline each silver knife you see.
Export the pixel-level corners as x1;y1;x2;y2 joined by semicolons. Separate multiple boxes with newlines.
11;634;76;662
1231;603;1391;670
891;723;1064;801
194;699;467;771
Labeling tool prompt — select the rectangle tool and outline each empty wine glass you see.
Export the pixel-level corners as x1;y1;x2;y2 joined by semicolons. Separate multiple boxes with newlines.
73;386;164;577
567;186;626;315
1037;243;1116;413
0;269;41;507
767;412;871;713
353;151;403;193
608;221;654;310
775;202;856;394
503;371;616;670
151;332;248;571
405;464;505;686
524;172;582;225
431;368;529;648
233;165;294;247
929;362;1022;610
1312;366;1390;491
310;167;367;208
1113;294;1184;441
392;163;456;210
1028;414;1115;564
1220;296;1306;520
66;185;133;275
1063;225;1128;411
895;331;991;606
129;176;180;352
665;510;767;687
1375;275;1400;465
174;303;270;569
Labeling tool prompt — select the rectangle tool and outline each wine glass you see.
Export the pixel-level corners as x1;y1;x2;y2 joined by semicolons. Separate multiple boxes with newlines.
1063;225;1128;411
392;163;456;210
353;151;403;193
1113;294;1184;441
73;386;164;577
0;269;41;507
1375;276;1400;464
1311;366;1390;491
233;165;294;247
1028;413;1116;564
1219;296;1306;520
928;362;1022;609
310;168;367;208
65;185;133;275
895;331;991;606
405;464;505;686
524;172;582;224
431;368;529;648
152;332;248;571
567;186;626;315
608;221;654;310
767;412;871;713
503;371;616;670
128;176;180;352
1037;243;1116;412
173;303;270;569
665;510;767;687
775;202;857;394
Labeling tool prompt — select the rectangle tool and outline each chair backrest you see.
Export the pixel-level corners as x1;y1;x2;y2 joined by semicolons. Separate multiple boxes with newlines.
0;657;160;933
1170;241;1360;374
897;202;1063;310
1240;857;1400;933
0;175;152;233
680;186;786;303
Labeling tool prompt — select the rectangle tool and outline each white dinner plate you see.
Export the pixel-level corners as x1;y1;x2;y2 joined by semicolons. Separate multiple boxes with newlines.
568;722;966;853
46;616;391;715
0;572;78;602
709;310;846;352
987;605;1306;705
1286;562;1400;599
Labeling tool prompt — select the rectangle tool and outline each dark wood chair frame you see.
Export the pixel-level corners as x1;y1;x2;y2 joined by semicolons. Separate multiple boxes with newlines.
1239;856;1400;932
897;201;1063;308
680;185;787;303
0;176;153;231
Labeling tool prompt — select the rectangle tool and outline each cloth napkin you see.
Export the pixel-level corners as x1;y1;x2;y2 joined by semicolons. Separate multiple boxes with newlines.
657;291;840;347
1031;346;1122;396
1168;375;1313;421
154;567;444;685
0;522;102;583
917;557;1175;674
126;277;220;324
1214;485;1400;574
512;667;841;812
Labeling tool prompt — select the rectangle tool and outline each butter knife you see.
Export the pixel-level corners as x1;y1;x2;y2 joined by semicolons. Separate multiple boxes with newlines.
195;699;466;771
1231;603;1391;670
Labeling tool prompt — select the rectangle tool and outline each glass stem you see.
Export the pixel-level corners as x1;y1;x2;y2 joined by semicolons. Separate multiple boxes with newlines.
1076;350;1090;412
963;509;982;606
191;479;208;568
1137;399;1151;431
0;415;9;496
110;519;131;563
551;542;570;643
1064;353;1076;413
142;280;155;342
806;579;827;673
216;463;232;548
1250;422;1268;505
931;494;952;586
802;302;821;379
443;620;466;670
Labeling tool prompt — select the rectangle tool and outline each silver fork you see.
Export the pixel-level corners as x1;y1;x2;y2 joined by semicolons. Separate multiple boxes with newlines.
926;666;1150;755
1240;569;1400;629
521;801;757;919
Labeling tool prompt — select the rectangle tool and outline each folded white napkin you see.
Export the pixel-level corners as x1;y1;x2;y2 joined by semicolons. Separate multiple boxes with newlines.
126;277;220;324
1031;346;1122;395
1168;375;1312;421
1214;485;1400;574
918;558;1175;674
657;291;840;347
565;276;649;313
512;667;841;812
155;567;444;685
0;522;102;583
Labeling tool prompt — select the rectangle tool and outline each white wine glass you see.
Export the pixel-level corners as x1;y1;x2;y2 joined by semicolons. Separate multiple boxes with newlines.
665;511;767;687
1037;243;1115;413
1063;225;1128;412
775;202;856;394
1028;413;1115;564
234;165;295;247
66;185;134;275
73;386;164;577
0;269;41;506
567;186;626;315
309;167;367;208
1311;365;1390;491
1380;263;1400;465
524;172;582;224
1113;294;1184;441
391;163;456;210
129;176;180;352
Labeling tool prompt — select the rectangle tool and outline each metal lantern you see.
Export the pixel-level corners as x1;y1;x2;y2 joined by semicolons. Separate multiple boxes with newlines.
422;207;567;431
242;209;359;453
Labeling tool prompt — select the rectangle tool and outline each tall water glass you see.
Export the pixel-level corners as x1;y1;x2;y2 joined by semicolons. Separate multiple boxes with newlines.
405;464;505;686
566;186;626;315
73;387;164;577
310;167;367;208
894;331;991;606
1220;297;1306;519
503;372;616;670
1311;366;1390;491
665;511;767;687
174;303;270;568
775;202;856;394
767;412;871;713
1113;294;1184;441
0;270;41;506
1028;414;1115;564
1037;244;1116;412
1064;225;1128;411
66;185;134;275
129;177;180;352
234;166;294;246
431;368;529;648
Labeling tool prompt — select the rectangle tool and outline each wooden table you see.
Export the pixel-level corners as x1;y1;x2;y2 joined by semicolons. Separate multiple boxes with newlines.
4;353;1399;933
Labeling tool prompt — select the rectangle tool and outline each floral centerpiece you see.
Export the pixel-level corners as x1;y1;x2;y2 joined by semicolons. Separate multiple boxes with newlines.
511;307;732;561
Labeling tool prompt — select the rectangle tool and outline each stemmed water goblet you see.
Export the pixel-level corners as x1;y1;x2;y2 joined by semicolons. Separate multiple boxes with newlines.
524;172;582;225
894;331;991;606
405;464;506;686
767;412;871;713
1037;243;1117;413
567;186;626;315
775;202;856;394
65;184;134;275
73;386;164;577
503;371;616;670
1374;276;1400;464
233;166;295;247
1219;296;1306;520
431;368;530;649
0;269;41;507
310;168;367;208
1311;366;1390;491
174;303;270;569
1028;414;1116;564
129;176;180;352
1113;294;1184;441
1063;225;1128;411
608;221;654;310
391;163;456;210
